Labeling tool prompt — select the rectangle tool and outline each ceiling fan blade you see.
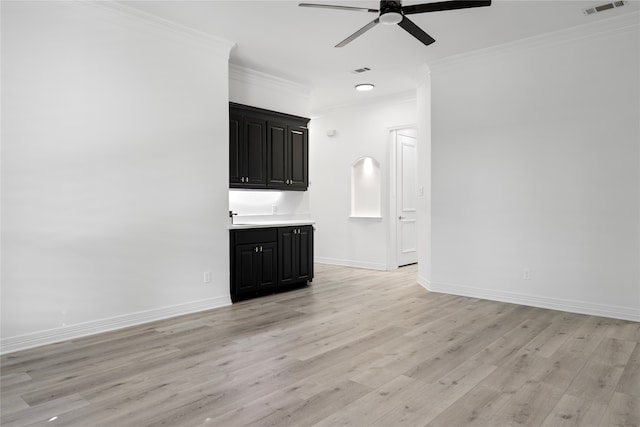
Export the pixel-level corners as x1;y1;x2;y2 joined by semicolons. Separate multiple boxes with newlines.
397;16;436;46
299;3;379;13
402;0;491;15
335;18;380;47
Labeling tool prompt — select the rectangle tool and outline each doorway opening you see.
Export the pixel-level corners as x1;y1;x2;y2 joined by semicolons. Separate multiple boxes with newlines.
388;127;418;269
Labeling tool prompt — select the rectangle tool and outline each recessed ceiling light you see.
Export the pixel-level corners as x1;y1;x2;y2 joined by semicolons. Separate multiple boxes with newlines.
355;83;375;91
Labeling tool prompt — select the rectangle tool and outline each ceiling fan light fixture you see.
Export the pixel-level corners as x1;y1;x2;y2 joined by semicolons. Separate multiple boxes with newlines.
379;11;403;25
355;83;375;91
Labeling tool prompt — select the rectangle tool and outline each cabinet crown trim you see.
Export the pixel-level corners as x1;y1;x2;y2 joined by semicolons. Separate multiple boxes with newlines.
230;102;310;125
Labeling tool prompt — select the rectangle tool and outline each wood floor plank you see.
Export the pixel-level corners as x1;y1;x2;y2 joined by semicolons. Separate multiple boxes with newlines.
617;344;640;397
565;360;626;404
490;382;565;426
0;395;30;417
1;263;638;426
599;391;640;427
426;384;513;427
0;393;89;427
541;393;608;427
311;374;421;426
245;379;371;427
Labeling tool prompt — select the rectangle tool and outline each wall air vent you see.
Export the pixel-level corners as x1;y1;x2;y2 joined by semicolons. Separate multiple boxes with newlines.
583;1;626;15
351;67;372;74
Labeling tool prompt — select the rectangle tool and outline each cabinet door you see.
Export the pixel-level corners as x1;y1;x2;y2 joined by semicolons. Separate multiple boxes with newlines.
296;226;313;281
278;226;313;285
278;227;296;286
234;242;277;294
288;127;308;190
229;111;243;185
267;121;288;188
257;242;277;288
235;244;259;292
244;116;267;187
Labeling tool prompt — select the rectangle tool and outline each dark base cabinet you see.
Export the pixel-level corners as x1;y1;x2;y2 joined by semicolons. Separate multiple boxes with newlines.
230;225;314;302
278;226;313;286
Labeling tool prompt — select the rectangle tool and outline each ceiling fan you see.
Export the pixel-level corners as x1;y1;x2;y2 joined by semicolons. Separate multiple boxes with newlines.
299;0;491;47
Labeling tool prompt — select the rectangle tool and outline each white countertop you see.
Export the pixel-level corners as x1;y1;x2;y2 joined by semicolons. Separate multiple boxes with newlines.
228;215;315;229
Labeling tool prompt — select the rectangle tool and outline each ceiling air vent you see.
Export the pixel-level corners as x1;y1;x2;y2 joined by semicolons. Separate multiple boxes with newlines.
351;67;371;74
583;1;626;15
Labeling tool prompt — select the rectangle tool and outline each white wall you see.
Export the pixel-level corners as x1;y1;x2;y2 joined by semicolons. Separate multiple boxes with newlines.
417;75;432;286
1;2;234;352
228;65;312;220
309;95;417;270
229;190;310;219
229;65;310;118
423;13;640;321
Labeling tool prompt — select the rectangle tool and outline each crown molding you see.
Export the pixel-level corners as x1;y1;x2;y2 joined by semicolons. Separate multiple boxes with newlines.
229;64;311;99
85;1;235;58
429;10;640;72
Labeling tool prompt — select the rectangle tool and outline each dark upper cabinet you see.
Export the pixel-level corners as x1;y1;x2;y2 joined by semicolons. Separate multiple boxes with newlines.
230;103;309;191
229;111;267;188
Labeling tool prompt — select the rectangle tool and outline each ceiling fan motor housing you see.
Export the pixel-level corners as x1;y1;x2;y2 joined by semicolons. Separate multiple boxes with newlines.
379;0;403;25
380;0;402;13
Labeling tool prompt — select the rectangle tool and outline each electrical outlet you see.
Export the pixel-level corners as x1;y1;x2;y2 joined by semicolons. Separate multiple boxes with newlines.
272;205;278;214
523;268;531;280
204;272;211;283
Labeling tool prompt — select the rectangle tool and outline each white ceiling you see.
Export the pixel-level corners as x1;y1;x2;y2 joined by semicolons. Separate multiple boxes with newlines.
123;0;639;111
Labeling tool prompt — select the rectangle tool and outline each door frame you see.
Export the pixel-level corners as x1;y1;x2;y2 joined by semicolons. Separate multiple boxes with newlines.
387;125;418;270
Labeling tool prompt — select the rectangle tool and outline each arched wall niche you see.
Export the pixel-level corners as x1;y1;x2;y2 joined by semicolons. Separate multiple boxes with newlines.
351;156;381;218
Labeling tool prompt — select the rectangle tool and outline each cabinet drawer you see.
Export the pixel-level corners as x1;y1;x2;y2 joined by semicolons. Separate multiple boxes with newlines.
233;228;277;245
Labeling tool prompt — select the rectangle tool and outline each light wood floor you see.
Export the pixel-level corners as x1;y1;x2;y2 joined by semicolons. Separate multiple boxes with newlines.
2;264;639;426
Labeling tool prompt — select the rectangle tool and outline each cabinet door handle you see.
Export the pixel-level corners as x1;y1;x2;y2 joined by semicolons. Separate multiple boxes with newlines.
255;246;258;252
260;246;263;252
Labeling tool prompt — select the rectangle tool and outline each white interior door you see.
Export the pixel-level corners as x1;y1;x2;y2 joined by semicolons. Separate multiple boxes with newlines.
396;130;418;266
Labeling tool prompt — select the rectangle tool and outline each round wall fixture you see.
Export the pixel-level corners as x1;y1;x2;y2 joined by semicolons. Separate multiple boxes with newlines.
355;83;375;91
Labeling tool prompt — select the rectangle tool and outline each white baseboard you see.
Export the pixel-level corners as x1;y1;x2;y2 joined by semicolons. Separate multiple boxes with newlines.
0;296;232;355
420;279;639;323
417;274;431;289
315;256;387;271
